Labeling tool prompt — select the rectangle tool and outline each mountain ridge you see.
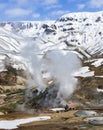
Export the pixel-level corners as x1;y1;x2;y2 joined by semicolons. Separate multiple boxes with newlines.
0;11;103;72
0;11;103;112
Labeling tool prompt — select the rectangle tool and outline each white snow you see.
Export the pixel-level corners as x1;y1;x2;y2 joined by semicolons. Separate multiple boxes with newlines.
95;76;103;78
91;59;103;67
0;11;103;74
0;116;51;130
97;88;103;92
56;11;103;57
50;108;65;112
74;66;94;77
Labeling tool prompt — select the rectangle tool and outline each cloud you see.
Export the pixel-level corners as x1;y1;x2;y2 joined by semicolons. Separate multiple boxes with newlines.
9;0;33;8
45;4;62;10
77;4;85;10
9;0;28;4
41;10;70;20
88;0;103;8
0;3;5;10
51;10;70;16
33;13;40;19
44;0;58;5
5;8;32;17
68;0;77;2
15;0;29;6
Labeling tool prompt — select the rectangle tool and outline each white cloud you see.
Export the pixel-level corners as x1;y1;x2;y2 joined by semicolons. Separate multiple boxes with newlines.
45;4;62;10
33;13;40;19
9;0;32;7
16;0;29;6
0;3;6;10
9;0;27;4
77;4;85;10
89;0;103;8
51;10;70;16
44;0;58;5
68;0;76;2
5;8;32;17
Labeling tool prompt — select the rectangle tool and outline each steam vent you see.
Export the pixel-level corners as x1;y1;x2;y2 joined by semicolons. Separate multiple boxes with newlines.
0;11;103;130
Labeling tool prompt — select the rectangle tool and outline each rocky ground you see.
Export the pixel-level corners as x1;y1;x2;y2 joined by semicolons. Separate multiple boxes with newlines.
0;63;103;130
0;70;26;114
0;110;103;130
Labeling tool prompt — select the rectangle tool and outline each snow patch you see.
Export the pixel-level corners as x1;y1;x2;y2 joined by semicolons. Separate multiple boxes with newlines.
97;88;103;92
95;76;103;78
74;66;94;77
0;116;51;130
50;108;65;112
91;59;103;67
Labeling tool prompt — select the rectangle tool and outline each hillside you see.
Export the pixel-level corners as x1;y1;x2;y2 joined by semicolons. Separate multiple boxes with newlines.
0;11;103;112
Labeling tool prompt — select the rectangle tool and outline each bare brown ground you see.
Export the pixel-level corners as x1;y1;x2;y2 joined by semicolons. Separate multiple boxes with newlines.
0;110;103;130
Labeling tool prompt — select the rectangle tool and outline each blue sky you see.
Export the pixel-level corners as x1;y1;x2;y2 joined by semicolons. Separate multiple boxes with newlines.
0;0;103;21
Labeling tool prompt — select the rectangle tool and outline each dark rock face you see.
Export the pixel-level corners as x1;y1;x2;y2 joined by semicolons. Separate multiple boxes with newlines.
44;28;56;35
44;24;57;35
25;83;64;109
98;85;103;89
95;17;101;22
42;24;49;29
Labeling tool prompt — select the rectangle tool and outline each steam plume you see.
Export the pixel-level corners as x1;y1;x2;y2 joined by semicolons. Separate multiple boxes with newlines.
21;40;81;108
43;50;81;100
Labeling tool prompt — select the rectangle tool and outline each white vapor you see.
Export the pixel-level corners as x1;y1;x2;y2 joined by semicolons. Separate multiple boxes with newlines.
21;39;45;93
43;50;81;100
21;39;81;106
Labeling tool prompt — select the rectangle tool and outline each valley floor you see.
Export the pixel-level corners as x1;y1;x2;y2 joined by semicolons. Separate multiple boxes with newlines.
0;110;103;130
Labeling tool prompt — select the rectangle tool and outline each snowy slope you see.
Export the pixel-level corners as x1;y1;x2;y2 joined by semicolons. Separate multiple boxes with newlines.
54;11;103;57
0;21;54;37
0;20;55;72
0;28;20;72
0;11;103;74
0;27;30;72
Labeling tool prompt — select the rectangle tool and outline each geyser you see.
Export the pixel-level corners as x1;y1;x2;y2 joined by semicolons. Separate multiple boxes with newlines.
43;50;81;100
21;41;81;108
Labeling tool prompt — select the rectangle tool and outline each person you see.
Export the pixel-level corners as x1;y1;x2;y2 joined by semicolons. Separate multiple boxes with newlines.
64;104;69;111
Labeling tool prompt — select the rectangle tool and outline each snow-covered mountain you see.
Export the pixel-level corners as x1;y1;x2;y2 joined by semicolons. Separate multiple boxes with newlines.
1;11;103;109
0;21;54;72
0;21;54;37
55;11;103;58
0;11;103;74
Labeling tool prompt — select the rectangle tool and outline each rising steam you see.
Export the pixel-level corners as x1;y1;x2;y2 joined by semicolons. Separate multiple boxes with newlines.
21;40;46;97
42;50;81;100
21;40;81;107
